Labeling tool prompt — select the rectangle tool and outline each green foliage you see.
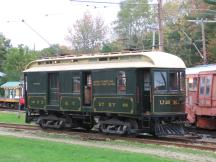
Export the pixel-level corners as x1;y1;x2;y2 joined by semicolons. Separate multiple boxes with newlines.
204;5;216;63
114;0;153;50
185;4;216;64
39;45;74;57
66;12;107;54
164;19;203;66
204;0;216;5
39;44;60;57
3;45;38;81
162;0;216;66
0;34;11;71
101;41;122;53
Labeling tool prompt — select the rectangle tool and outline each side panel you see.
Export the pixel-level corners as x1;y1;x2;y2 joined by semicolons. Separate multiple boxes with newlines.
153;95;185;113
92;69;136;114
152;69;186;114
93;96;134;114
92;70;116;95
26;72;47;110
59;71;81;111
185;75;199;123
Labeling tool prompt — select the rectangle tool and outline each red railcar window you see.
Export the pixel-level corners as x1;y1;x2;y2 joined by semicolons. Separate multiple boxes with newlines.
193;78;198;91
199;77;205;96
205;76;212;96
188;77;197;91
212;76;216;98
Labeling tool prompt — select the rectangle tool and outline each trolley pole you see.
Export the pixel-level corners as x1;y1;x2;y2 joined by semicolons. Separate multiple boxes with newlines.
158;0;164;51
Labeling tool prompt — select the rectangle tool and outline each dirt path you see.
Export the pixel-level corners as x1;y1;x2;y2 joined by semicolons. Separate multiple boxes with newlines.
0;127;215;162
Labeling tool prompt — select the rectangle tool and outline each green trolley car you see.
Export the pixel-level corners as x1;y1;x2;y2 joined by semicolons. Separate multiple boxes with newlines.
24;51;186;136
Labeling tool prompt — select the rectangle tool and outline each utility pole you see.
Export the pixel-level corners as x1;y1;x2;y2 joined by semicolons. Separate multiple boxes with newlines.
158;0;164;51
187;19;216;64
152;30;156;50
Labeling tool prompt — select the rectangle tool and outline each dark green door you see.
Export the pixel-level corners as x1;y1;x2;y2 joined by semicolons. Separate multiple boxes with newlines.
82;72;92;106
143;70;151;112
137;69;151;113
48;73;59;105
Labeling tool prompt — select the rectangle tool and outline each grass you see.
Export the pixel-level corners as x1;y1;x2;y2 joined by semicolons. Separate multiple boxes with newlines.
108;139;216;159
0;111;25;124
0;135;181;162
0;111;215;160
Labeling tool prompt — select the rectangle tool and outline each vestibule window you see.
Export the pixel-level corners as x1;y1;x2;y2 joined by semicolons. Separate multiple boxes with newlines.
117;71;126;94
144;72;150;91
154;71;167;91
169;72;179;91
180;72;185;91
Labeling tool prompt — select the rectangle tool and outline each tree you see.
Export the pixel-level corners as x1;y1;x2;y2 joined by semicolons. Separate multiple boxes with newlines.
162;0;216;66
114;0;153;50
3;45;38;80
101;41;122;53
66;12;107;54
58;45;73;55
204;0;216;5
204;4;216;63
39;44;61;57
0;34;11;71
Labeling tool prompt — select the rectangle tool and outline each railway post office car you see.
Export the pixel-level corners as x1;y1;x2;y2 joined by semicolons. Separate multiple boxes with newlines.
24;51;186;136
186;65;216;129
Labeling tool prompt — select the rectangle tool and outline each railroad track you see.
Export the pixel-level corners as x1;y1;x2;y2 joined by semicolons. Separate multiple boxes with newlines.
0;122;216;151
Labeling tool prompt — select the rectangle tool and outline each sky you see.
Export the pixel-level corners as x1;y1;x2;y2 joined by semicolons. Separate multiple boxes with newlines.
0;0;122;50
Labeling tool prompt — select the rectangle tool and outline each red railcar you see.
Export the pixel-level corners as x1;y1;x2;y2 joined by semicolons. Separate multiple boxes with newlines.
186;65;216;129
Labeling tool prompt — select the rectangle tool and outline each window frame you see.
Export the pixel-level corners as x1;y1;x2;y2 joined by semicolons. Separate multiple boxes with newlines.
153;70;185;94
72;76;81;94
205;76;212;97
168;71;179;91
180;71;186;92
117;71;127;95
153;70;168;92
199;77;206;96
188;77;198;92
